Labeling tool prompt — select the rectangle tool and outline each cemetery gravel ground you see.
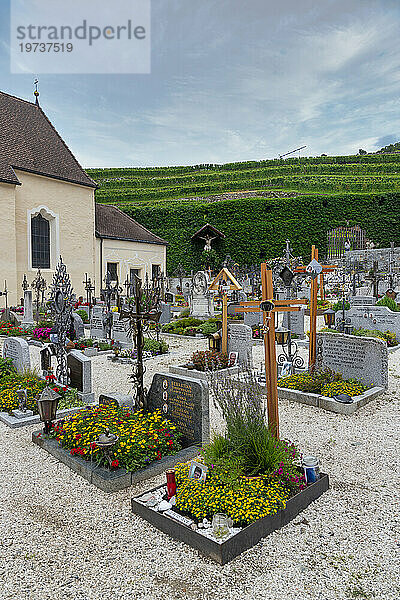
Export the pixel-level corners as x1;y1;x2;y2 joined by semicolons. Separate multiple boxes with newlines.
0;336;399;600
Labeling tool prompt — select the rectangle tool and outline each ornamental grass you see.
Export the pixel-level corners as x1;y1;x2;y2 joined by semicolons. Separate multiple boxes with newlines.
173;369;307;526
50;405;182;472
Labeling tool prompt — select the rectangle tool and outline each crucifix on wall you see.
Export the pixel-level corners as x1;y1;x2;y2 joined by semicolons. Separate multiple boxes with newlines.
235;264;307;438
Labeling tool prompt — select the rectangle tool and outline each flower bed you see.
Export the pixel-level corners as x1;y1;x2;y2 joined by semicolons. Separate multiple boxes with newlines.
320;327;397;347
277;370;366;397
0;322;25;337
131;369;329;564
49;405;182;472
161;317;220;337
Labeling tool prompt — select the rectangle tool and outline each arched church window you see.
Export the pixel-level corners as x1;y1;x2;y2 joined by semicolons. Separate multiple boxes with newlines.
31;213;50;268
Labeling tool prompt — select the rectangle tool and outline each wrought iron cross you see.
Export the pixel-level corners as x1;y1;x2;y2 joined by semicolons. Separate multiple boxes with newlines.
120;275;161;409
49;257;74;385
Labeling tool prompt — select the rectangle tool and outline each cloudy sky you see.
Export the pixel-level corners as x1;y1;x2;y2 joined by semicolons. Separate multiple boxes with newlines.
1;0;400;167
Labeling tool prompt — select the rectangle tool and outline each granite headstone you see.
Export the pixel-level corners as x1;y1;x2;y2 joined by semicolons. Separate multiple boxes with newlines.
67;350;94;402
3;337;30;372
227;323;253;367
316;332;388;389
147;372;209;446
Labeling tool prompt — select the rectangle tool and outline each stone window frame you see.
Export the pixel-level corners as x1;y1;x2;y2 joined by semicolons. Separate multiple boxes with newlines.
27;205;60;272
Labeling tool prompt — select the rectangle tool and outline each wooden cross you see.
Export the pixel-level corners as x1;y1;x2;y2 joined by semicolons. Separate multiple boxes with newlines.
294;246;336;371
235;263;307;438
208;268;242;354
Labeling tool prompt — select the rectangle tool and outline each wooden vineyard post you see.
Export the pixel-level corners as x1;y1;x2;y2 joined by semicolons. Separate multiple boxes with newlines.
208;268;242;356
235;264;307;439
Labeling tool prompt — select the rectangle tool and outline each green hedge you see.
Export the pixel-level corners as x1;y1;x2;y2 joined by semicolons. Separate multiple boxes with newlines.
122;192;400;273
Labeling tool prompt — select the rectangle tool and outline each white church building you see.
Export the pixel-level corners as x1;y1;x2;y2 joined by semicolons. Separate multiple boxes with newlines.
0;90;167;305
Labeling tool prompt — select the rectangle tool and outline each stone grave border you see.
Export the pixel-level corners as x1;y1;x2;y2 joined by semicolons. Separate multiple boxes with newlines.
31;432;199;493
169;365;240;381
131;473;329;565
0;403;96;429
277;386;385;415
161;332;206;340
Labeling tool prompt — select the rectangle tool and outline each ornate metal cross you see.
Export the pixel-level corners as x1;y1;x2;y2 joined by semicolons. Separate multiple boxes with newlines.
49;257;74;385
120;274;161;409
294;246;336;370
31;269;47;317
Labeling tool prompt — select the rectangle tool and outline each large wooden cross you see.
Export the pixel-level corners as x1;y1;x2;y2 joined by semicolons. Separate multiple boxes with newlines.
235;263;307;438
293;246;336;370
208;267;242;354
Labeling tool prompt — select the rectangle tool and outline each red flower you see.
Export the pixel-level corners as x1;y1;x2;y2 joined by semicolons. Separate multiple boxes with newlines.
111;459;119;469
75;434;82;440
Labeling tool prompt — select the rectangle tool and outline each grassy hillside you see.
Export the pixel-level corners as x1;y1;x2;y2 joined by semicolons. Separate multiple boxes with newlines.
86;153;400;272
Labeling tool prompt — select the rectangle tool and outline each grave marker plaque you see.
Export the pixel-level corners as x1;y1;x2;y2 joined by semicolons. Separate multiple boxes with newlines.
3;337;30;372
227;323;253;367
316;332;388;389
147;373;209;446
67;350;94;402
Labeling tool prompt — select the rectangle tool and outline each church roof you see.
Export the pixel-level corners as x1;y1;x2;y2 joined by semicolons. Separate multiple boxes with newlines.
95;204;168;246
0;91;97;188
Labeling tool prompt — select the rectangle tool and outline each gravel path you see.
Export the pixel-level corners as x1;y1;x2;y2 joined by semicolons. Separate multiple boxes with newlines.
0;336;399;600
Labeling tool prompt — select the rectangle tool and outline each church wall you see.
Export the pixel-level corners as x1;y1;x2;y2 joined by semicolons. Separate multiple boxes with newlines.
95;237;166;293
14;170;96;300
0;182;18;305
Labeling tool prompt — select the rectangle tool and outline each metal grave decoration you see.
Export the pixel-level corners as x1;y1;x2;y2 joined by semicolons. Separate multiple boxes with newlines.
31;269;47;317
120;274;162;410
49;257;74;385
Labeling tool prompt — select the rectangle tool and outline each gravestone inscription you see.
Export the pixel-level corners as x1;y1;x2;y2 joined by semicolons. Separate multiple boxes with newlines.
90;313;106;339
282;306;306;339
3;337;30;372
227;323;253;367
316;332;388;389
147;373;209;446
67;350;94;402
346;306;400;339
112;314;131;346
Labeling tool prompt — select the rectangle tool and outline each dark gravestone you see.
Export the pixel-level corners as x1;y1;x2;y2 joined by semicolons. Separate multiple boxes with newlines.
40;347;52;375
147;373;209;447
68;353;83;392
72;312;85;340
165;292;174;304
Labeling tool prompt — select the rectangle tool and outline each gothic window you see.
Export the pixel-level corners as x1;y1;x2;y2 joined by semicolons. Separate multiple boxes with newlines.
31;213;50;268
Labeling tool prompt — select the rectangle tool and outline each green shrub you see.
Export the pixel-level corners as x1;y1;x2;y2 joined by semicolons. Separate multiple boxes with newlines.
332;300;350;312
0;357;16;381
199;321;219;335
75;309;89;323
143;338;168;354
376;296;399;312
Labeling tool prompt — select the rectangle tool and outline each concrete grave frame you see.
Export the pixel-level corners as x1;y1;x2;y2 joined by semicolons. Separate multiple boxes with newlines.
131;474;329;565
277;385;385;415
1;403;95;429
169;365;239;381
32;432;199;493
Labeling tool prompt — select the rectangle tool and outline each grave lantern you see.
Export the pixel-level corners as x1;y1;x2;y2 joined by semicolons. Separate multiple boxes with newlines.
275;326;290;346
37;385;61;434
208;331;221;352
323;308;335;328
95;429;119;469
